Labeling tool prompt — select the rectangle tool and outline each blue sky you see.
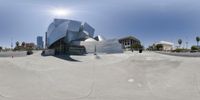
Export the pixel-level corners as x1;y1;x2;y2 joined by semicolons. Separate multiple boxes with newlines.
0;0;200;48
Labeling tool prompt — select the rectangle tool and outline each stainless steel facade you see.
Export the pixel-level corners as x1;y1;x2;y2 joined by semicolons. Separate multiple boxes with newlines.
46;19;95;48
46;19;123;54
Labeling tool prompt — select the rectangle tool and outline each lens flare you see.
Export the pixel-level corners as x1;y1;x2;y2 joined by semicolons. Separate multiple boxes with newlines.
51;8;72;17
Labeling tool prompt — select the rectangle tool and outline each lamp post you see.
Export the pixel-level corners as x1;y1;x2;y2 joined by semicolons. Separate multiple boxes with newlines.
11;37;13;50
94;45;97;55
186;42;188;49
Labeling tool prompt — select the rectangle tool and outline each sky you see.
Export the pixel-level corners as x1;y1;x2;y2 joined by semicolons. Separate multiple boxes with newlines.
0;0;200;48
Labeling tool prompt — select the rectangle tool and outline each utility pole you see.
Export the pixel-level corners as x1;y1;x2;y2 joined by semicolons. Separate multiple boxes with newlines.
45;32;47;49
186;42;188;49
94;45;97;55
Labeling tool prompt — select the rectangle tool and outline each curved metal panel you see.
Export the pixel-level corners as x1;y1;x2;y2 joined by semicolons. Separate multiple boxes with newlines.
46;19;95;48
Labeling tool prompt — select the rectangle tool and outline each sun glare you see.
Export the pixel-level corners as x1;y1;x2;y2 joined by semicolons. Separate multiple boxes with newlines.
51;8;72;17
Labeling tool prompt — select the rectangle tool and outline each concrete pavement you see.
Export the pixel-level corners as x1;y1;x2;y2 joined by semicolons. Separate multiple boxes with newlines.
0;51;200;100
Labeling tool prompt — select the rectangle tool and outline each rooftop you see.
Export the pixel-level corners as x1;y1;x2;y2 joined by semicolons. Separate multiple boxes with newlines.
119;36;140;42
155;41;174;45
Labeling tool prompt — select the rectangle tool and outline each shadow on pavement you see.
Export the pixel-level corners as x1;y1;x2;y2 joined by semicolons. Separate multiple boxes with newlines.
95;55;101;59
53;55;81;62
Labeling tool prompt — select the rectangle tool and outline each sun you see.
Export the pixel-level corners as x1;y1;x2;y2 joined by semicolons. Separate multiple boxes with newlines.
51;8;72;17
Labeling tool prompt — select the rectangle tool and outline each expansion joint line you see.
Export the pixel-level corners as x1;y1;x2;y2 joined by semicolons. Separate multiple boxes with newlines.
193;73;200;96
66;55;97;100
0;93;9;98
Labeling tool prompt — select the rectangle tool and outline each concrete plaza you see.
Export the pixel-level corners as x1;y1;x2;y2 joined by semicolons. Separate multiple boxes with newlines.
0;51;200;100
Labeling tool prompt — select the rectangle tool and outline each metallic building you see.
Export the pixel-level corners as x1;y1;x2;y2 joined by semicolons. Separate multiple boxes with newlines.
80;39;123;54
46;19;123;55
46;19;94;48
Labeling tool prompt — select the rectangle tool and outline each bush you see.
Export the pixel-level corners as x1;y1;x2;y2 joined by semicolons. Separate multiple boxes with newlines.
173;48;187;52
191;46;199;50
155;44;163;51
131;44;143;51
174;48;182;52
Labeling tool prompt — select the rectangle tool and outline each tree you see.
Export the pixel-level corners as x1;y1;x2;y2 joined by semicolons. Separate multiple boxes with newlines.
14;41;20;51
155;44;163;51
178;39;182;48
196;36;200;47
191;46;199;51
131;44;143;51
22;42;26;47
147;46;154;51
16;41;20;47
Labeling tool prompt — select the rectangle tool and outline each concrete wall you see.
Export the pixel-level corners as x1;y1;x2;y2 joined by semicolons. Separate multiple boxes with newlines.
0;51;27;57
43;49;55;56
162;44;173;51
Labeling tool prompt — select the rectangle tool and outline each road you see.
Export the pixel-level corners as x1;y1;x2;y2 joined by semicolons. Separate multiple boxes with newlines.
0;51;200;100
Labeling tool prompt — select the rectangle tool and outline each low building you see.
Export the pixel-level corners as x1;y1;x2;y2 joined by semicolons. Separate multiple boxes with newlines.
119;36;141;50
25;43;36;50
154;41;174;51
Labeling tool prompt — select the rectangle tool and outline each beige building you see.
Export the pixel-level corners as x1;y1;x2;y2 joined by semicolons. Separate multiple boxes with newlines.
25;43;36;50
155;41;174;51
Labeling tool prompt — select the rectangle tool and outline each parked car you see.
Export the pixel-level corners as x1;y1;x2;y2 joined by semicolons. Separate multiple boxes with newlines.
27;50;33;55
190;50;198;53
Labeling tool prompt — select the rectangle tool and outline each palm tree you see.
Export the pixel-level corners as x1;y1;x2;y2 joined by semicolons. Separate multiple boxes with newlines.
22;42;26;47
178;39;182;48
156;44;163;51
16;41;19;47
196;36;200;47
